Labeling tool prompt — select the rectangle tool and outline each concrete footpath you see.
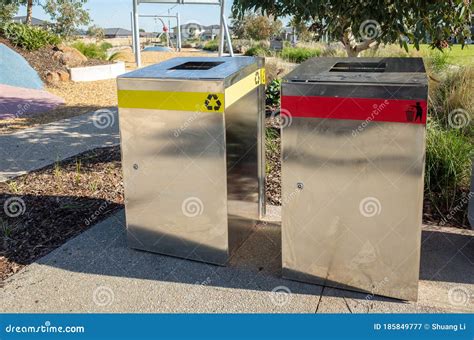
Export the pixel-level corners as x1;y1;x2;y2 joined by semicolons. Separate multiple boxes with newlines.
0;109;119;182
0;207;472;313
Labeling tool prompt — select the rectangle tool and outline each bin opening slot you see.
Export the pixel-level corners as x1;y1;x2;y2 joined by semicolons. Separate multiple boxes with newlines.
329;62;386;73
170;61;224;70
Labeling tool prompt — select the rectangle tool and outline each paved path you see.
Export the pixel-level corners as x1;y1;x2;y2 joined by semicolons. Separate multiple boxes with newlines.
1;207;472;313
0;84;64;118
0;109;119;182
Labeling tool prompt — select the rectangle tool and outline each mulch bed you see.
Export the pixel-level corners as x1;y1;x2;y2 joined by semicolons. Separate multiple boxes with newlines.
0;146;124;281
265;117;281;206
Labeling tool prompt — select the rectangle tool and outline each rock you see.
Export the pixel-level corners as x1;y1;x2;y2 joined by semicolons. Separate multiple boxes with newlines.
57;70;70;82
54;44;87;67
52;50;62;61
45;71;59;85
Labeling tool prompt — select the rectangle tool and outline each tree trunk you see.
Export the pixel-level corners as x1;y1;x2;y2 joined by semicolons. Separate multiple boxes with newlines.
342;27;376;57
344;45;360;57
26;0;33;25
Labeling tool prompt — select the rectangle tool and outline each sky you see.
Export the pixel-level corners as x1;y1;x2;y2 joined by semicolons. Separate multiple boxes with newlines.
16;0;236;32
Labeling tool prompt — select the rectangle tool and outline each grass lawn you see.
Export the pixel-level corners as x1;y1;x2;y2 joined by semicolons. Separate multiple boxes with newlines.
409;44;474;66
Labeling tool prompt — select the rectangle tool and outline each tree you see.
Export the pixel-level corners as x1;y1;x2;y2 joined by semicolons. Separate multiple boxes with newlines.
288;17;313;43
25;0;32;24
43;0;90;37
0;0;35;25
87;24;104;40
0;1;19;24
231;13;282;41
232;0;472;57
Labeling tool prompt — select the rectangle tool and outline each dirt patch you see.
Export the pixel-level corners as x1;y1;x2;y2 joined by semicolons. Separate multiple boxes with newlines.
0;146;124;281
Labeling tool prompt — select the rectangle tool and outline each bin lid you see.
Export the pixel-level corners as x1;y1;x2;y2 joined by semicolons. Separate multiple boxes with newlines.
284;57;427;85
120;57;261;80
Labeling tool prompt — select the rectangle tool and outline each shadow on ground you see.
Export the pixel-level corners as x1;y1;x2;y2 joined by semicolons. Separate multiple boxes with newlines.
15;209;471;302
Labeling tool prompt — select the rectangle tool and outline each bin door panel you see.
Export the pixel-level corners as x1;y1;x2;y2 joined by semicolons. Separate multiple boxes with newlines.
119;108;229;265
282;117;425;301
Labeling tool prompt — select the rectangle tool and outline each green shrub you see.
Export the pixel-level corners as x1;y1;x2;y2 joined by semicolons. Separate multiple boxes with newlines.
265;78;281;108
424;65;473;225
425;122;473;220
71;41;109;60
2;22;61;50
244;43;273;57
203;39;218;51
279;46;322;63
99;41;113;50
425;49;450;72
429;66;473;137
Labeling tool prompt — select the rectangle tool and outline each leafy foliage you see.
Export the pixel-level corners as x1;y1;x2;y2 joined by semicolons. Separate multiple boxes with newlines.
71;41;111;60
232;0;472;56
2;22;61;50
232;13;283;40
0;1;18;24
244;43;273;57
86;25;104;40
280;46;322;63
202;39;218;51
43;0;90;37
425;122;473;224
265;78;282;108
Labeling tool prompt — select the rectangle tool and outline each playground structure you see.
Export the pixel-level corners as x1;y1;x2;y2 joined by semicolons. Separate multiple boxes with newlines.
131;0;233;67
132;14;180;52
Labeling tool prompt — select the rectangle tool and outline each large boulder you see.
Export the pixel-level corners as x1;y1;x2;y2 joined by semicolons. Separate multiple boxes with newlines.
53;44;87;67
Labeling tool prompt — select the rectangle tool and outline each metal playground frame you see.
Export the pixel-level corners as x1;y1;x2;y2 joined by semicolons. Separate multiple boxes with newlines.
131;0;234;67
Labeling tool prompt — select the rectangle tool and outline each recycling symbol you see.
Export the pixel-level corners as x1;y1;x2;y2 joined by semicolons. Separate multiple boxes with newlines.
254;71;260;85
204;93;222;111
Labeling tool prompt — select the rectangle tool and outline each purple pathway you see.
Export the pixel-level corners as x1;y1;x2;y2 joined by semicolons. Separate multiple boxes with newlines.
0;84;64;119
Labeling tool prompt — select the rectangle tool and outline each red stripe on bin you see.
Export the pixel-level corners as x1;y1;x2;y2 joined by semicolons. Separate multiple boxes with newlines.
281;96;427;124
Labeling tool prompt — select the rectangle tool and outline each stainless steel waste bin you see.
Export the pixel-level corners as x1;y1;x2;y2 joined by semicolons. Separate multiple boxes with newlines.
117;57;266;265
281;57;427;301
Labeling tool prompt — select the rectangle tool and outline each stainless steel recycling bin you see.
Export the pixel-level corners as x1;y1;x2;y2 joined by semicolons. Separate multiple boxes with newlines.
281;57;428;301
117;57;266;265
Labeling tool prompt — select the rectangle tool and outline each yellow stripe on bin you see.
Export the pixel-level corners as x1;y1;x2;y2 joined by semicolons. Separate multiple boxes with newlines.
225;68;265;109
118;90;225;113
